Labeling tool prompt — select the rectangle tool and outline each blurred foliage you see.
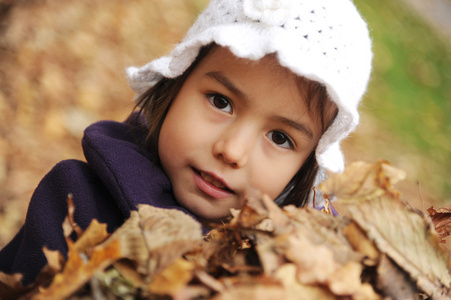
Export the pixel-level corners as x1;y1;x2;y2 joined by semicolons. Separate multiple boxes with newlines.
0;0;208;248
352;0;451;202
0;0;449;249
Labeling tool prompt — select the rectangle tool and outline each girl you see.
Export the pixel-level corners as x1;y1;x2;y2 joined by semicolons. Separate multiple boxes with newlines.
0;0;372;285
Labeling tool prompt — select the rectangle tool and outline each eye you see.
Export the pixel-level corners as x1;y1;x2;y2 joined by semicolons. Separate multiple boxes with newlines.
267;131;294;149
207;94;233;114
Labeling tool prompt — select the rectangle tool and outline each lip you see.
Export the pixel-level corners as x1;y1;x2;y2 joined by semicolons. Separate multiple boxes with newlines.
192;168;234;199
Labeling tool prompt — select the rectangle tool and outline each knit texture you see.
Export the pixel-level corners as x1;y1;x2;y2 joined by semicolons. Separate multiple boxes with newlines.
126;0;373;173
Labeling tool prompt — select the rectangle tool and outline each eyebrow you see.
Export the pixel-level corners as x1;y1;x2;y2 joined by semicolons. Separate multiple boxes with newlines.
271;116;314;140
205;71;313;140
205;71;247;100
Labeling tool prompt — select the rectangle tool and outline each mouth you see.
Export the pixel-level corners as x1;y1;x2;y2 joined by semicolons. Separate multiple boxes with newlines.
192;168;235;198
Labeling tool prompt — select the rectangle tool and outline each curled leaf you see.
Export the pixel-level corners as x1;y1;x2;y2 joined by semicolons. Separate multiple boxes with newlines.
428;205;451;243
33;234;122;299
346;196;451;298
148;258;196;296
108;205;203;276
319;160;406;202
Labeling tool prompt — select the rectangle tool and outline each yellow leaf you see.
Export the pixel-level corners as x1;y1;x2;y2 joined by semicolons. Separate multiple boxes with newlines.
147;258;195;296
42;247;65;273
33;238;122;300
342;222;380;266
274;264;335;300
65;194;84;238
213;285;286;300
73;219;108;253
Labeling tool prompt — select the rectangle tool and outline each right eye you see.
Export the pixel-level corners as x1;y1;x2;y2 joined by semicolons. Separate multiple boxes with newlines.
207;94;233;114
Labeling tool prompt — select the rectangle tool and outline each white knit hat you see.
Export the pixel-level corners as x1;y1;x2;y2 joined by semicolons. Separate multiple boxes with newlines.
126;0;373;174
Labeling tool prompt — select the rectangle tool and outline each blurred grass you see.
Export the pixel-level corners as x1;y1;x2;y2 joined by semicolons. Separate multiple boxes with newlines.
350;0;451;205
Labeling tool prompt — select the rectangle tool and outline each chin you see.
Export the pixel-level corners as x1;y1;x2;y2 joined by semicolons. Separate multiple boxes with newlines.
191;206;232;223
177;197;232;223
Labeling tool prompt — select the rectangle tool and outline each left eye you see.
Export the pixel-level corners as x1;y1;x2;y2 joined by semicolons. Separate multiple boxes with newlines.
267;131;294;149
207;94;233;114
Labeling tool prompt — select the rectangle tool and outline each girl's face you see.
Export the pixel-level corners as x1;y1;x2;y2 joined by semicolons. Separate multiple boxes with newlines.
158;46;324;223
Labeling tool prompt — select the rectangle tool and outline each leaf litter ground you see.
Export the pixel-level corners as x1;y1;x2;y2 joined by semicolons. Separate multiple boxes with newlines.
0;161;450;300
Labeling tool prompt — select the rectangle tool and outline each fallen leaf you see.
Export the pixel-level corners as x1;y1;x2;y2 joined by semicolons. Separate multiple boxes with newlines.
428;204;451;243
376;254;419;300
346;196;451;298
72;219;108;254
212;275;285;300
342;222;380;266
147;258;196;296
42;247;65;273
199;228;254;276
33;238;122;300
109;205;203;276
93;267;140;299
319;160;406;202
0;272;26;300
66;194;84;238
212;285;285;300
231;193;290;234
274;264;335;300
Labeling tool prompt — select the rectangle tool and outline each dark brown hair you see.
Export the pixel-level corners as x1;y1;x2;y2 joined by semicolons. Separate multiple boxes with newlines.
131;44;336;208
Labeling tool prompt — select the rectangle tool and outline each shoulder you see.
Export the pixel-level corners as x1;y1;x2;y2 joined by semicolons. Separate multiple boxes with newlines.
44;159;98;184
34;159;107;206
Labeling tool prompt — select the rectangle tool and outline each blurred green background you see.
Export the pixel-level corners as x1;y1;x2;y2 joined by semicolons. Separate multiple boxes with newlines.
0;0;449;248
345;0;451;208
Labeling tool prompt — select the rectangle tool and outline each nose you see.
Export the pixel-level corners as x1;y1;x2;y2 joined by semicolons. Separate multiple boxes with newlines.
213;124;255;169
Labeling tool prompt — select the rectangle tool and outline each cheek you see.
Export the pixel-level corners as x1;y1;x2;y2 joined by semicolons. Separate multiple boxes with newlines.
158;106;189;169
249;157;304;200
158;100;209;167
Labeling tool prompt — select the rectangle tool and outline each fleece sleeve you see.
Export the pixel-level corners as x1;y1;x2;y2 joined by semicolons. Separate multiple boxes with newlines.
0;159;123;286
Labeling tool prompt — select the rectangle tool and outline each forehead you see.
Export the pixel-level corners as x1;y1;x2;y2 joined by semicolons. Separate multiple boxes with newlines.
196;46;289;79
202;47;335;129
185;46;328;138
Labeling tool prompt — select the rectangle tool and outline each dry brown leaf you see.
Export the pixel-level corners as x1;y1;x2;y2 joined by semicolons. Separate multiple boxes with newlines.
428;204;451;243
346;196;451;298
194;269;225;293
72;219;108;253
376;254;419;300
319;160;406;202
342;222;380;266
0;272;25;300
284;232;341;284
255;234;287;276
11;161;450;299
66;194;84;238
274;264;336;300
106;210;149;274
33;203;119;300
198;228;255;276
147;257;196;296
282;206;363;266
231;193;289;234
244;201;375;298
42;247;65;273
109;205;203;276
171;285;212;300
33;238;122;300
212;285;285;300
112;259;147;287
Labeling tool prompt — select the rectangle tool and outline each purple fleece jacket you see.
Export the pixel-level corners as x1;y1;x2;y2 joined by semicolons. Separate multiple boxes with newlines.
0;118;199;285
